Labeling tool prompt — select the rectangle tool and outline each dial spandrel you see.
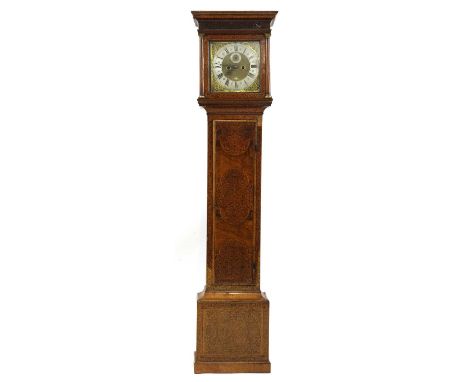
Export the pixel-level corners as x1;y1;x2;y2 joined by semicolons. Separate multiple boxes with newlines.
210;41;261;92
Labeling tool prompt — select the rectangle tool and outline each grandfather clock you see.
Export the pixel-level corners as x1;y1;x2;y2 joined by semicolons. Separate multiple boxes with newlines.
192;11;277;374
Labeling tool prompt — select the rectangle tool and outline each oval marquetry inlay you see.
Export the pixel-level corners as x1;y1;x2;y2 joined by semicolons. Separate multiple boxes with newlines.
215;240;253;284
216;169;253;225
219;126;252;156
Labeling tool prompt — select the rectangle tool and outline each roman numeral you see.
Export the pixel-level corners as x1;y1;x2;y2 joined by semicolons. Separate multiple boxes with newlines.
234;45;238;51
248;72;255;78
225;79;230;86
235;81;238;88
251;65;257;68
217;73;223;79
225;48;229;54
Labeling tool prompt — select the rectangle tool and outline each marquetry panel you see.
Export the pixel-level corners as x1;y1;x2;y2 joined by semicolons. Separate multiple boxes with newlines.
214;240;253;284
212;120;258;287
218;121;255;156
196;300;269;362
215;169;253;225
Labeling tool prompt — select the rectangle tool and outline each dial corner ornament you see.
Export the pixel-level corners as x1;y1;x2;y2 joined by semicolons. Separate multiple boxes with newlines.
210;41;261;92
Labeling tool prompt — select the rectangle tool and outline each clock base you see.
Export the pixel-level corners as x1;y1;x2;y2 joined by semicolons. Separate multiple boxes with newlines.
194;290;270;374
194;358;271;373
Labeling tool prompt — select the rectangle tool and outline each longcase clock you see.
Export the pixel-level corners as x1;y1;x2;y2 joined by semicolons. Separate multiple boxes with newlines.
191;11;277;374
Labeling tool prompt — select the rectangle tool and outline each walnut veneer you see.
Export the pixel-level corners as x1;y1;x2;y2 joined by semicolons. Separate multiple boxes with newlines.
192;11;277;374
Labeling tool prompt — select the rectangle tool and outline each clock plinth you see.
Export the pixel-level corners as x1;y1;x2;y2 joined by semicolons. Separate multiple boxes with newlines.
192;11;277;374
195;290;270;374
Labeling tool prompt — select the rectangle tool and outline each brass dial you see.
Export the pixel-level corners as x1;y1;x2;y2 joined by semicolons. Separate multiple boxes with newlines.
210;41;260;92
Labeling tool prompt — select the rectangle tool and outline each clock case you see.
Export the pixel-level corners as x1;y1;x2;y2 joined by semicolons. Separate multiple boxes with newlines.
192;11;277;374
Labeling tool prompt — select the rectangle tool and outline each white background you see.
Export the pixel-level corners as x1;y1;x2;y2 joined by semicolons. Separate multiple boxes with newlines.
1;1;467;381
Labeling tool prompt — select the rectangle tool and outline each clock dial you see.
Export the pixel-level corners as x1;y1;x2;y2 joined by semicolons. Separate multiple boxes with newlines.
210;41;261;92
